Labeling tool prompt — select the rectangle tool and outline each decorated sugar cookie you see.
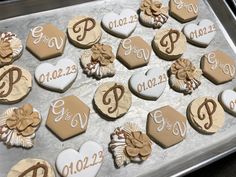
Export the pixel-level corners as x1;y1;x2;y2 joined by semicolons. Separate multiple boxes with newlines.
0;32;23;67
183;19;216;47
153;28;187;60
81;43;116;79
139;0;168;28
169;58;202;94
147;106;187;148
201;50;235;84
46;95;90;140
7;158;55;177
35;58;78;92
102;9;138;38
129;67;167;100
67;16;102;48
219;90;236;116
109;122;152;168
56;141;104;177
169;0;199;23
94;82;132;119
26;24;66;60
187;97;225;134
0;65;32;104
117;36;152;69
0;104;41;148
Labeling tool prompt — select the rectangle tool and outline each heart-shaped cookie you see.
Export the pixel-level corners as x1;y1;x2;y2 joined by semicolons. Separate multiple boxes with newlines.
183;19;216;47
129;68;167;100
219;89;236;116
35;58;78;92
56;141;104;177
102;9;138;38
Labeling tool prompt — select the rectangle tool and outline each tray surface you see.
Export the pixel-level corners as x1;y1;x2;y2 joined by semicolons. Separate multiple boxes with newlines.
0;0;236;177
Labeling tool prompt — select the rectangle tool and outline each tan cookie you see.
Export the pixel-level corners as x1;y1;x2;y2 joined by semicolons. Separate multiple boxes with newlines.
169;0;199;23
26;24;66;60
139;0;169;29
7;158;55;177
109;122;152;168
0;32;23;67
201;50;235;84
117;36;152;69
153;28;186;60
0;65;32;104
187;96;225;134
169;58;202;94
147;106;187;148
81;43;116;79
46;95;90;140
0;104;41;148
94;82;132;119
67;16;102;48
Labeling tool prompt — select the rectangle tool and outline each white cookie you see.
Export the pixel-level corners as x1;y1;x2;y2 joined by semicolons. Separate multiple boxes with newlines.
183;19;216;47
102;9;138;38
56;141;104;177
129;67;167;100
35;58;78;92
219;89;236;116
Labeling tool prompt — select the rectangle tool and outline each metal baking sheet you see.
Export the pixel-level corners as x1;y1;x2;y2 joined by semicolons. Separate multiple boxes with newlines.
0;0;236;176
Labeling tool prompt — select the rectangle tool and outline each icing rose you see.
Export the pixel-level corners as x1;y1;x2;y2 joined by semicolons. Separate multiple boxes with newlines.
91;43;115;66
170;58;196;81
125;131;152;160
140;0;168;17
6;104;41;136
0;39;13;63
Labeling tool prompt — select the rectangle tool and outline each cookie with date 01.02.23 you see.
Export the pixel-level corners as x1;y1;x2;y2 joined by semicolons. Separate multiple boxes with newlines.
0;65;32;104
147;106;187;148
129;67;167;100
67;16;102;48
169;0;199;23
183;19;216;47
46;95;90;140
102;9;138;38
26;23;66;60
187;96;225;134
219;89;236;117
94;82;132;119
7;158;55;177
35;58;78;92
56;141;104;177
153;28;187;60
117;36;152;69
201;50;235;85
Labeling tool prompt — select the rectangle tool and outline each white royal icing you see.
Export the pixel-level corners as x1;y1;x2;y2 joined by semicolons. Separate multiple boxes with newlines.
56;141;103;177
220;89;236;116
35;58;78;92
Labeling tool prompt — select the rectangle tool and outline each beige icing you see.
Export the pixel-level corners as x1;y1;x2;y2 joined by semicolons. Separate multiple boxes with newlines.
147;106;187;148
7;158;55;177
67;16;102;48
153;28;186;60
94;82;132;119
188;97;225;134
0;65;32;104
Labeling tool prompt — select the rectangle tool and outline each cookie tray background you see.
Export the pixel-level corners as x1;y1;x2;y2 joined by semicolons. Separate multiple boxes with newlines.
0;0;236;176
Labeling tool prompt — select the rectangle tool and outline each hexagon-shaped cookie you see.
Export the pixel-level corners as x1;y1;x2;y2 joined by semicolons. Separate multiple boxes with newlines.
201;50;235;84
117;36;151;69
147;106;187;148
169;0;199;23
46;95;90;140
26;23;66;60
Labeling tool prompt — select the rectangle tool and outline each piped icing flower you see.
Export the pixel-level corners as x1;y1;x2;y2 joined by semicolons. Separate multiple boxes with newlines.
170;58;202;94
109;122;152;168
91;43;115;66
0;39;13;64
0;104;41;148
